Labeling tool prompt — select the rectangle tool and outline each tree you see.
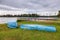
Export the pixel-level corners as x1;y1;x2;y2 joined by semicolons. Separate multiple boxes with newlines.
57;11;60;17
20;13;40;17
31;14;40;17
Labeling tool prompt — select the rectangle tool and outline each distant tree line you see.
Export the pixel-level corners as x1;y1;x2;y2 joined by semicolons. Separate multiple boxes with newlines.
0;14;40;17
0;11;60;17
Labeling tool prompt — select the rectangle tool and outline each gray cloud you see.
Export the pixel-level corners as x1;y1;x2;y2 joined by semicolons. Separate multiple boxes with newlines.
0;0;60;11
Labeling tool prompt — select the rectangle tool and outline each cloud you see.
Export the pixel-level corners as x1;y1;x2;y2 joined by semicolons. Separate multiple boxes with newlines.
0;0;60;11
0;4;23;11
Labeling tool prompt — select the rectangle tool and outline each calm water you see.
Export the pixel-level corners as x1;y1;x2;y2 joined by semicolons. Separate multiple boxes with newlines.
0;17;17;24
0;17;58;24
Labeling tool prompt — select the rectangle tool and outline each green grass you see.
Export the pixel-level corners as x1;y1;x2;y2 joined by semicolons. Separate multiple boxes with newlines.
0;20;60;40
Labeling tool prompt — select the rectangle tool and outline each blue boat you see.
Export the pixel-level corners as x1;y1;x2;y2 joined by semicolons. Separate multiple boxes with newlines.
20;24;56;32
7;22;17;28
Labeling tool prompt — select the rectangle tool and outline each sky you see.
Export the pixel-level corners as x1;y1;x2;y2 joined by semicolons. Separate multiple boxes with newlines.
0;0;60;15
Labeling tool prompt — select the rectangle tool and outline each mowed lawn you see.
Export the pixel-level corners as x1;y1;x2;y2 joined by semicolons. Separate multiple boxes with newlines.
0;20;60;40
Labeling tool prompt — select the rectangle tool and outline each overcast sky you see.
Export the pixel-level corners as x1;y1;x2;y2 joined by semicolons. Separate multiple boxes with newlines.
0;0;60;14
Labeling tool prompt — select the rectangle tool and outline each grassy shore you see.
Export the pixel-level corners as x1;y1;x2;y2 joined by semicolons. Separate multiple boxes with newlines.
0;20;60;40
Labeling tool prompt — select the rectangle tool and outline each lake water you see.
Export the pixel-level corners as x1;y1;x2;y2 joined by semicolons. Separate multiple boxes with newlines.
0;17;58;24
0;17;17;24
